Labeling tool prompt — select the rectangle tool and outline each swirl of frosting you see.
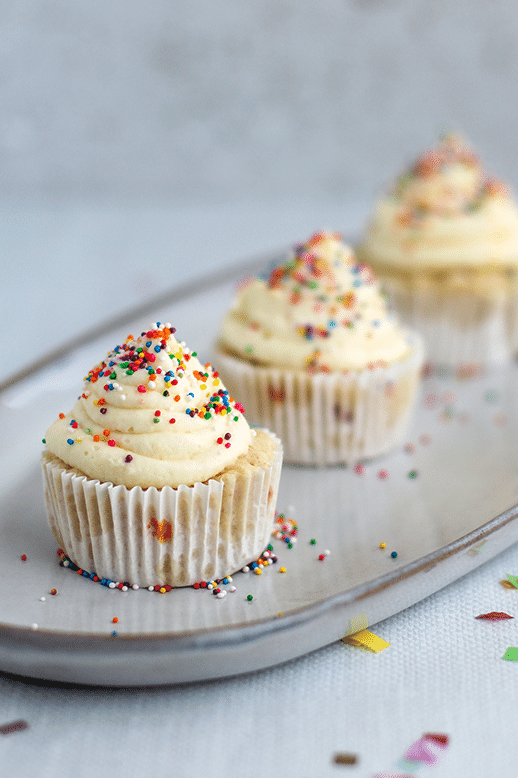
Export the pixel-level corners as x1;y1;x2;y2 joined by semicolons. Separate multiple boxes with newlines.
44;323;253;488
217;232;412;372
359;133;518;269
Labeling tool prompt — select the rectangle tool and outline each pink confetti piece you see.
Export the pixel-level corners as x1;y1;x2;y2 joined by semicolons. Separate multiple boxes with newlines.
475;612;514;621
403;732;450;765
404;737;439;765
375;732;450;776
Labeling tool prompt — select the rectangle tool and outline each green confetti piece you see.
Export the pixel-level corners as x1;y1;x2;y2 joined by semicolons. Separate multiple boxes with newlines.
502;647;518;661
506;574;518;588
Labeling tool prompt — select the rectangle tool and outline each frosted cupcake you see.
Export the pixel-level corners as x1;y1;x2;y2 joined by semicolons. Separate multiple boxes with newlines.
214;232;424;465
41;322;282;588
357;133;518;370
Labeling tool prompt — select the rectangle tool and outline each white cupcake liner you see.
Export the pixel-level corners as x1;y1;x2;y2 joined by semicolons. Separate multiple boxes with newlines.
381;273;518;368
41;432;282;588
214;334;424;466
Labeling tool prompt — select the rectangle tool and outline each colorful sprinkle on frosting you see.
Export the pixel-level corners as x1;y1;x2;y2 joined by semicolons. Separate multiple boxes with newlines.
43;323;253;489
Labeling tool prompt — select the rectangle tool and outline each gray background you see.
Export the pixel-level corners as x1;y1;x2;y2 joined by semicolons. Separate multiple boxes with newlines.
2;0;518;206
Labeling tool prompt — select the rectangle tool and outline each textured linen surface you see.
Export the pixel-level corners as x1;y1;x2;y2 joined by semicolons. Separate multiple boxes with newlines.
2;541;518;778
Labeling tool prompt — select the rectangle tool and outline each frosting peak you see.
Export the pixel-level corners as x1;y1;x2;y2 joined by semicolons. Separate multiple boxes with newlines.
392;133;507;219
44;323;253;488
218;233;412;372
358;134;518;270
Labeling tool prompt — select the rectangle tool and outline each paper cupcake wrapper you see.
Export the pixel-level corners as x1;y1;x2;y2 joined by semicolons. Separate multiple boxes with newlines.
381;275;518;368
41;432;282;587
214;334;424;465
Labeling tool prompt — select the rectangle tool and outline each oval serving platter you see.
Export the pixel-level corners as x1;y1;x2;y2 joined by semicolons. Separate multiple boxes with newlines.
2;250;518;686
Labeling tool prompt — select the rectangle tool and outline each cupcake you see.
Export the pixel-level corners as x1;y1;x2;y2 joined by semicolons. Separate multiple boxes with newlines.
214;232;424;465
357;133;518;370
41;322;282;588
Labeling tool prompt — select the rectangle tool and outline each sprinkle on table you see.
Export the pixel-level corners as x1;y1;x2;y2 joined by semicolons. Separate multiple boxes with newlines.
475;612;513;621
0;720;29;736
332;752;358;766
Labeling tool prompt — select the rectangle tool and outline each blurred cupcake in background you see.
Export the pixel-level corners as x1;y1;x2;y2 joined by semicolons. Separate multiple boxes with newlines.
215;232;424;465
357;133;518;373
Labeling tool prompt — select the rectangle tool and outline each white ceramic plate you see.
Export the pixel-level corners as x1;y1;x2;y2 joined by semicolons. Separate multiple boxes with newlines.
2;253;518;687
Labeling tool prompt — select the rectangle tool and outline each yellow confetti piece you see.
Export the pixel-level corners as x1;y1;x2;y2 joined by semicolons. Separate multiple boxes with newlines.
341;629;391;653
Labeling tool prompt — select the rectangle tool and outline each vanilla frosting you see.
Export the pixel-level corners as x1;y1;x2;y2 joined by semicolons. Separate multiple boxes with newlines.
217;232;412;371
44;323;253;488
359;134;518;270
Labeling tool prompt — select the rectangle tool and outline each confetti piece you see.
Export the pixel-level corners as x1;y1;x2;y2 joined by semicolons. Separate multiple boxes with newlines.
502;647;518;661
424;733;449;747
404;737;439;765
341;629;390;653
333;753;358;765
505;574;518;588
375;732;450;777
402;732;449;766
475;612;513;621
0;720;29;736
